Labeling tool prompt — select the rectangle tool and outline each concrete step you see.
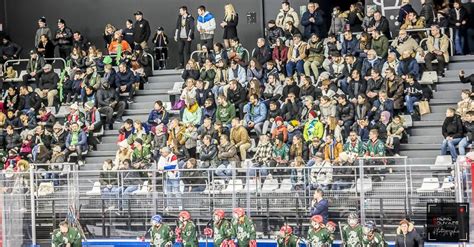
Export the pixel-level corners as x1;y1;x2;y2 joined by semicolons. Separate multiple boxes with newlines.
410;127;440;136
122;113;148;121
413;121;443;127
133;95;169;104
400;143;439;150
430;105;453;113
103;130;119;136
430;98;459;105
421;113;445;121
400;150;439;158
450;55;474;62
433;90;461;99
448;61;474;70
145;83;176;90
445;69;474;77
153;69;182;76
406;157;436;165
147;75;183;83
436;83;471;91
408;136;443;144
136;89;170;96
88;150;116;157
97;143;121;151
85;156;115;164
101;135;119;143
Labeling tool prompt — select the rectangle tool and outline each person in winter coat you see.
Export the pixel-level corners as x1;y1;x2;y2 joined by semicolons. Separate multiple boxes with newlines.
329;7;346;36
276;1;299;29
304;111;324;142
227;80;247;119
424;25;450;77
403;74;423;115
54;19;73;59
301;2;325;39
65;122;88;165
441;108;464;162
361;50;383;79
199;135;217;168
368;11;392;39
383;68;405;111
174;6;195;69
398;50;420;80
398;0;416;24
152;27;169;69
304;34;324;78
243;94;267;136
370;30;389;59
347;3;364;32
459;111;474;156
286;34;307;77
390;29;421;57
230;118;251;161
449;1;468;55
336;95;355;139
420;0;436;27
216;134;239;178
22;49;45;85
394;219;423;247
266;20;284;47
35;17;52;48
133;11;151;49
197;5;216;51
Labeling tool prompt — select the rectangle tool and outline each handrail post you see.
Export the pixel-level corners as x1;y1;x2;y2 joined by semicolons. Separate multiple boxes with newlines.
29;166;37;246
358;158;365;225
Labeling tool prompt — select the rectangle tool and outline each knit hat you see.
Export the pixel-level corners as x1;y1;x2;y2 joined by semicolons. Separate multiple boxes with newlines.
84;101;94;110
134;138;143;146
103;56;113;65
38;17;46;23
70;103;79;110
157;27;164;31
275;116;283;123
53;122;63;130
309;110;317;118
134;11;143;16
57;18;66;24
268;20;276;25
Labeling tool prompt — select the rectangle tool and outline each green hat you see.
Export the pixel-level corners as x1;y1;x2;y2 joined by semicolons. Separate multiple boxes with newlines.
103;56;113;65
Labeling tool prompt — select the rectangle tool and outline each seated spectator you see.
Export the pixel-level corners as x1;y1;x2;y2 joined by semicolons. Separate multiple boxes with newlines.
383;68;404;112
230;118;251;161
272;38;288;73
262;101;281;135
355;94;371;122
289;156;306;191
246;59;263;85
253;38;272;66
400;12;425;30
199;59;216;85
310;189;329;223
18;85;42;117
282;76;300;100
0;36;22;63
195;80;214;107
108;31;131;55
115;63;135;103
181;158;206;192
331;152;356;190
243;94;267;135
114;141;132;168
182;123;198;159
346;70;367;104
281;92;300;121
304;34;324;79
371;91;394;122
182;101;203;126
182;59;200;81
323;134;343;162
199;135;217;168
100;159;120;199
131;138;152;169
216;134;239;179
51;122;67;150
4;87;19;113
36;108;55;132
341;30;359;57
299;96;317;123
64;103;85;128
336;94;355;139
441;108;464;162
96;81;126;129
227;60;246;86
118;119;134;143
307;152;332;190
269;134;289;184
403;74;423;116
22;49;45;85
252;134;273;176
266;20;284;47
271;117;288;142
286;34;306;77
213;43;228;64
167;118;185;156
180;78;197;108
263;74;284;102
152;123;168;160
456;90;473;121
344;131;365;157
370;29;388;59
423;25;449;77
64;122;87;166
201;98;216;122
390;29;420;57
459;111;474;156
386;115;405;155
119;159;141;208
196;46;214;66
228;38;247;64
290;135;308;160
366;69;385;103
215;95;236;128
364;129;385;157
300;76;318;100
5;125;21;151
227;80;247;119
84;101;102;150
381;52;399;78
319;96;336;124
361;50;383;80
127;120;152;146
398;50;420;80
304;111;324;143
50;145;65;163
35;64;59;107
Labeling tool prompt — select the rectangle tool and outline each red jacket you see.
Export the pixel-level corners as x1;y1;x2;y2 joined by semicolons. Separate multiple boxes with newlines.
272;46;288;63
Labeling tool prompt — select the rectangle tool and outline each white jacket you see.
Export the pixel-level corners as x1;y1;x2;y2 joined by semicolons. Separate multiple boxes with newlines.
197;11;216;35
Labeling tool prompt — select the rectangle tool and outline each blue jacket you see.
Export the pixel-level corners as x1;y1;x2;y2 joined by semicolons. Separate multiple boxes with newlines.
244;101;267;124
65;130;88;150
397;58;420;80
361;58;383;78
341;38;359;56
114;69;136;87
301;10;325;39
147;109;169;126
310;198;329;223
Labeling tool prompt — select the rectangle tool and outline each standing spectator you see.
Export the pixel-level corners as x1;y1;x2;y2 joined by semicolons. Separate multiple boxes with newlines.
36;64;59;107
301;2;324;40
157;147;182;210
310;189;329;223
230;118;251;161
394;219;424;247
133;11;151;49
122;19;135;50
286;34;306;77
108;31;132;55
420;0;436;27
64;122;87;166
266;20;284;47
221;3;239;49
54;19;73;59
197;5;216;51
174;6;195;69
72;31;91;51
103;24;116;49
398;0;416;24
37;34;55;60
152;27;169;70
276;1;300;29
403;74;423;117
35;17;52;48
449;1;468;55
243;94;267;136
347;4;364;32
423;25;449;77
441;108;464;162
368;11;391;39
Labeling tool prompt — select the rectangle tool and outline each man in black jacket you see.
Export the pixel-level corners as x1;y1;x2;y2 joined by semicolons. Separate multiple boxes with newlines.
22;49;45;85
54;19;73;59
133;11;151;49
253;38;272;66
174;6;195;69
336;94;355;139
459;111;474;156
96;82;126;129
35;64;59;107
0;36;22;64
227;80;247;119
368;11;391;39
441;107;464;162
266;20;284;47
199;135;217;168
18;85;42;118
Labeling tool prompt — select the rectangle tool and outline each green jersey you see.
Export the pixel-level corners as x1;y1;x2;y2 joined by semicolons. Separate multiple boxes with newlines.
179;221;198;247
277;234;300;247
362;232;386;247
51;227;82;247
364;139;385;157
150;224;174;247
214;219;233;247
231;216;256;247
307;227;331;247
342;225;363;247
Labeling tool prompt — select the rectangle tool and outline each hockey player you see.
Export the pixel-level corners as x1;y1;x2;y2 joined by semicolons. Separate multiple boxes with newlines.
51;221;82;247
277;225;300;247
204;209;234;247
150;215;174;247
307;215;331;247
231;208;257;247
325;221;337;245
341;213;363;247
361;221;386;247
176;211;198;247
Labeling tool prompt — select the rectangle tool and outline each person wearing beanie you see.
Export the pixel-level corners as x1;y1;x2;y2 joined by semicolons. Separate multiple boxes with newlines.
271;116;288;143
54;18;73;59
303;110;324;142
266;20;284;47
35;16;52;48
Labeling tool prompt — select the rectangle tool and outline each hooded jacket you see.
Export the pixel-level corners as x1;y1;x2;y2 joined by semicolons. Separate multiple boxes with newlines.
197;11;216;38
276;7;300;28
394;223;423;247
442;114;464;139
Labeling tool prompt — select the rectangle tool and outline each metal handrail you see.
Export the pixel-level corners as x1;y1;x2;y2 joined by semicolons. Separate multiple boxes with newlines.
3;57;67;72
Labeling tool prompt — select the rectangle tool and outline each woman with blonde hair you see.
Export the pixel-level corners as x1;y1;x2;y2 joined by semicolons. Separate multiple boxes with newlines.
221;3;239;48
103;24;116;49
114;141;132;169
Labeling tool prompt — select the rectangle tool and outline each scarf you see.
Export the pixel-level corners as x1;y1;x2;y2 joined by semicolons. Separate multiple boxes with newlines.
116;43;122;66
70;131;80;146
39;112;51;122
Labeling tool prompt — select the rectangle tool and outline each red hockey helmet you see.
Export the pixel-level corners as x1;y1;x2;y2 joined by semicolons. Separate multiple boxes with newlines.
311;215;323;223
179;211;191;220
233;208;245;217
326;221;337;228
280;225;293;235
214;209;225;219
